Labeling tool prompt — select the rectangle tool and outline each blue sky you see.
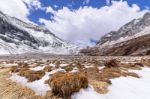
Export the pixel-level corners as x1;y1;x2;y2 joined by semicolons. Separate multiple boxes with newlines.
28;0;150;24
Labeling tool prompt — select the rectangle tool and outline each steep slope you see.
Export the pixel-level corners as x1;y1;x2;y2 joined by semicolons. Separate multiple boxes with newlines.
80;12;150;56
0;11;78;55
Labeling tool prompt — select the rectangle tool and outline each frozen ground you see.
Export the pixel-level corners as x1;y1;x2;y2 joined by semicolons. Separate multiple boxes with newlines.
72;67;150;99
10;67;66;95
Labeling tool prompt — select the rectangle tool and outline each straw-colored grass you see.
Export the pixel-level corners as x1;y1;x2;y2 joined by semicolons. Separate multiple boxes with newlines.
46;73;88;98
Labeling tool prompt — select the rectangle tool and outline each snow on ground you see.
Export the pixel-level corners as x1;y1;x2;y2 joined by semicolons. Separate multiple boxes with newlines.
10;67;66;95
49;68;66;75
98;66;105;70
70;67;79;73
72;67;150;99
10;72;51;96
30;66;45;71
49;64;56;67
60;64;69;67
84;65;94;68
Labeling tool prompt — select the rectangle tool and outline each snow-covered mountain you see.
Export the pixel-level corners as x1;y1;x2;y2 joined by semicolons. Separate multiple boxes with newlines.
80;12;150;56
0;11;78;55
97;12;150;46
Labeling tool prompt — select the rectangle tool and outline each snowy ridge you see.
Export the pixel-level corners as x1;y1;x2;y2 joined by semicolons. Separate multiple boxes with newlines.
99;26;150;49
97;12;150;49
0;11;78;55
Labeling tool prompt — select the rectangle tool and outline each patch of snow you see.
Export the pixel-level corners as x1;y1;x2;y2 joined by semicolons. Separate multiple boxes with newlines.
60;64;68;67
72;67;150;99
10;72;51;96
98;66;105;70
30;66;45;71
84;65;94;68
49;64;56;67
70;67;79;73
49;68;66;75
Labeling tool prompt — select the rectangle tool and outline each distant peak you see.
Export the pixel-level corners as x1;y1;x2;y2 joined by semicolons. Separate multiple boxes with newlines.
143;12;150;19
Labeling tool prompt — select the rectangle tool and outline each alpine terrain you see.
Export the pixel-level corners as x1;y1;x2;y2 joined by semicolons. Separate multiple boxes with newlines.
80;12;150;56
0;11;78;55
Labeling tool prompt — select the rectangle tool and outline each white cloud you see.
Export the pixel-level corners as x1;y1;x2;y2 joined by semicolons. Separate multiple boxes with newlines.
23;0;42;10
46;6;56;13
39;1;148;45
106;0;111;5
0;0;30;21
0;0;42;22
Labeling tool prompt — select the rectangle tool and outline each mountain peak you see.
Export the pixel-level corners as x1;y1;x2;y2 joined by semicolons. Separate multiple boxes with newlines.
143;12;150;19
0;10;78;55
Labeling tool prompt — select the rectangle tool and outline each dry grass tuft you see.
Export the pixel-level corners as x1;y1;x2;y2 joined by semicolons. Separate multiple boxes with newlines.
120;63;142;70
127;72;140;78
18;62;29;68
63;66;74;72
18;68;30;77
46;73;88;98
100;68;122;79
89;80;109;94
104;59;119;68
19;68;45;82
10;66;20;73
43;66;52;72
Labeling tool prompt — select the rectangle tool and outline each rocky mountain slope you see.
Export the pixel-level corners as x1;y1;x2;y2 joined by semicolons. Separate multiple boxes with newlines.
80;12;150;56
0;11;78;55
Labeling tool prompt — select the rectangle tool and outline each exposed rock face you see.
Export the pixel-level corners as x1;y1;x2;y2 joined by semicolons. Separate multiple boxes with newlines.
80;12;150;56
0;11;78;55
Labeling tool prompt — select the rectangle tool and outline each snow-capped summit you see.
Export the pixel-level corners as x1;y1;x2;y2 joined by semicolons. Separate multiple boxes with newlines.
0;11;78;55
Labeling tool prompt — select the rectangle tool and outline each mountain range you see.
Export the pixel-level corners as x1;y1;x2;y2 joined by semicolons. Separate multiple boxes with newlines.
80;12;150;56
0;11;78;55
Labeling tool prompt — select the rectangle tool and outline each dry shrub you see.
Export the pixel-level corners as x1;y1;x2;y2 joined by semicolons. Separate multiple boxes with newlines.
10;66;19;73
104;59;119;68
76;62;84;70
134;63;144;67
89;80;109;94
81;67;112;84
100;67;140;79
46;73;88;98
19;68;45;82
19;68;30;77
120;63;142;70
27;70;45;82
55;61;61;68
18;62;29;68
43;91;63;99
43;66;52;72
100;68;122;79
141;59;150;66
127;72;140;78
63;66;74;72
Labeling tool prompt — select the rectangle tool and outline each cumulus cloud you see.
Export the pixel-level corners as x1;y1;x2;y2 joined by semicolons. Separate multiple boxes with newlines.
23;0;42;10
0;0;42;22
39;1;148;46
106;0;111;5
0;0;30;21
